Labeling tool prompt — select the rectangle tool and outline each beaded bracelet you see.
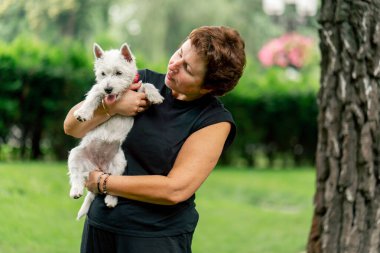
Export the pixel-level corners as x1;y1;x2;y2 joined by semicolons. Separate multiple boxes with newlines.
97;172;106;194
102;174;111;195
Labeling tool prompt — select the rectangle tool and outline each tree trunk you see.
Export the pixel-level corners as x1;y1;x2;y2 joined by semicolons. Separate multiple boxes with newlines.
31;112;43;160
308;1;380;253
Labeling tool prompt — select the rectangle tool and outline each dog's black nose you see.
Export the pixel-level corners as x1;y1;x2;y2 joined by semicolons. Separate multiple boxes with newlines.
104;87;113;94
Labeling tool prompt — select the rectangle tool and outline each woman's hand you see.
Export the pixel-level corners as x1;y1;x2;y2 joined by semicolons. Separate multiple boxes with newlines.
106;82;150;117
85;170;105;194
63;82;151;138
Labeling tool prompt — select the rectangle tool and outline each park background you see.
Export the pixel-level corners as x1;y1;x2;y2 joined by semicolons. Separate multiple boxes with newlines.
0;0;320;252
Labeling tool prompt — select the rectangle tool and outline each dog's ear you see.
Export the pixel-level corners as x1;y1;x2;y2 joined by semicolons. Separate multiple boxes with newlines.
93;43;104;59
120;43;133;62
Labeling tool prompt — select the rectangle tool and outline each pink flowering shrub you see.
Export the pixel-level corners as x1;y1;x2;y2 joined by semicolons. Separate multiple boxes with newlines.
258;33;314;68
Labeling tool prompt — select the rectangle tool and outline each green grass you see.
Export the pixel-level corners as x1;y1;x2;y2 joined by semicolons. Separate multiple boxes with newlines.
0;162;315;253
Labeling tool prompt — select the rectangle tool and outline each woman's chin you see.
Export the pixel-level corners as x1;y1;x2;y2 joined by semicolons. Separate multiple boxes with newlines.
165;77;174;88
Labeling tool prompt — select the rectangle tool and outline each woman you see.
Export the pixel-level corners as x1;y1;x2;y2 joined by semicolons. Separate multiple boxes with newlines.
64;25;246;253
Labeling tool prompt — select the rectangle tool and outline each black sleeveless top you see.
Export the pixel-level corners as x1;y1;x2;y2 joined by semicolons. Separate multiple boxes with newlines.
87;69;236;237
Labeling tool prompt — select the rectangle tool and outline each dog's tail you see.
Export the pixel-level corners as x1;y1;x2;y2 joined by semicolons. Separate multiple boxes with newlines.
77;192;96;220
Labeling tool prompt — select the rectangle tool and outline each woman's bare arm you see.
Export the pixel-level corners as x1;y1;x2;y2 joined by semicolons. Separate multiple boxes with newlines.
63;101;111;138
86;122;231;205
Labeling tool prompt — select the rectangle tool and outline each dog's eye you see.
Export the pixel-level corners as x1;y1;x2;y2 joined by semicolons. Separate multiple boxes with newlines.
101;72;106;76
116;71;122;76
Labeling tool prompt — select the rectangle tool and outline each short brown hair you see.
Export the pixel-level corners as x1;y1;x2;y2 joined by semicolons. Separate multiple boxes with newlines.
189;26;246;96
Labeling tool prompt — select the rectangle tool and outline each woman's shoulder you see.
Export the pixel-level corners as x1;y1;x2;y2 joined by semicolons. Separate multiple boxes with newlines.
194;96;236;150
138;69;166;86
204;96;231;114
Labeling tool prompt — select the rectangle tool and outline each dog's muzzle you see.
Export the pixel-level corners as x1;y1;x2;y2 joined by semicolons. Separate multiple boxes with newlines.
104;87;113;94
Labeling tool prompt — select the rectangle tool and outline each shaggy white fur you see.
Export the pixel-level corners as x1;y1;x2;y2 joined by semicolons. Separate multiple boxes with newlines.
68;43;164;220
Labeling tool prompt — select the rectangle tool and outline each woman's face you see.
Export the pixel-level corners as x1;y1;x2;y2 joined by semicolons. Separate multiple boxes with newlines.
165;39;210;101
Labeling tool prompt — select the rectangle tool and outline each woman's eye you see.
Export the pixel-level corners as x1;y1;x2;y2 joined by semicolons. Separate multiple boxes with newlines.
183;63;191;74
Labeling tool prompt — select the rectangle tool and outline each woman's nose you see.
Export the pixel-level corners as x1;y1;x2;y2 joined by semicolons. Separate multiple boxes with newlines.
168;60;181;73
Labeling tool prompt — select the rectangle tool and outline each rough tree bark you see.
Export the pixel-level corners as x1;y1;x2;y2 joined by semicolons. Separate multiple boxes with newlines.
308;1;380;253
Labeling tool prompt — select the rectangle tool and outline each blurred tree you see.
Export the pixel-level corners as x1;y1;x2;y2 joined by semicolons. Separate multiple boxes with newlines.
0;36;93;160
0;0;113;41
107;0;297;61
0;0;317;60
0;55;20;145
0;0;320;163
308;0;380;252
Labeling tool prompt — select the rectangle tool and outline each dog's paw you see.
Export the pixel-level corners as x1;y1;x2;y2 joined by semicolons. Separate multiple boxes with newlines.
74;109;94;122
70;186;83;199
105;195;118;208
146;92;164;104
141;83;164;104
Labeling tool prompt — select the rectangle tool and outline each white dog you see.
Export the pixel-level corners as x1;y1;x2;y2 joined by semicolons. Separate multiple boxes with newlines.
68;43;164;220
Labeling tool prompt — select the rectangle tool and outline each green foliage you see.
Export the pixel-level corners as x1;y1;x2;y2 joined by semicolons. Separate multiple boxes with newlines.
221;92;318;167
0;0;317;63
0;34;171;161
232;55;320;99
0;1;321;163
0;35;320;165
0;35;93;159
0;54;20;141
0;162;314;253
219;58;320;167
0;0;113;43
